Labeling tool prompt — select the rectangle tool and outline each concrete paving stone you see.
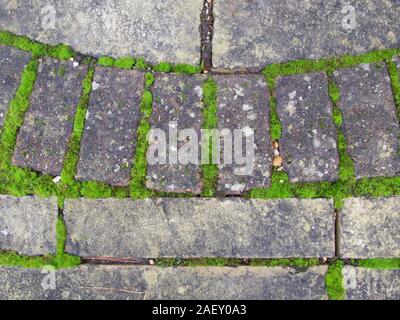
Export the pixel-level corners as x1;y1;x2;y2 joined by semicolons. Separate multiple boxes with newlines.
0;265;329;300
76;67;144;186
343;266;400;300
213;0;400;69
12;58;87;176
64;198;335;258
333;63;400;179
276;72;339;183
146;73;206;194
214;75;272;194
0;0;203;65
339;197;400;259
0;46;31;129
0;196;58;255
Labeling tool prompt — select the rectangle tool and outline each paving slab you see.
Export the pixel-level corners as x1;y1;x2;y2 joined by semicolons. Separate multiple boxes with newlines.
146;74;206;194
333;63;400;179
0;0;202;65
213;0;400;69
276;72;339;183
0;265;329;300
340;197;400;259
0;196;57;255
214;75;272;194
343;266;400;300
0;46;31;129
64;198;335;258
12;58;87;176
76;67;144;186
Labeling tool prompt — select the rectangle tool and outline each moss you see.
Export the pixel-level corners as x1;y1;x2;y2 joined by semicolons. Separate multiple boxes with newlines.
130;73;154;198
249;171;294;199
172;64;201;75
80;181;113;198
326;260;345;300
47;44;74;60
114;57;135;69
250;258;320;268
201;77;218;197
356;258;400;270
135;57;149;69
98;56;114;67
52;216;81;268
154;61;173;73
263;77;281;140
145;72;155;87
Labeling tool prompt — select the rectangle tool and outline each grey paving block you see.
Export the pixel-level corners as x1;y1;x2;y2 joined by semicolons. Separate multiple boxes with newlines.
343;266;400;300
0;0;202;65
12;58;87;176
75;67;144;186
276;72;339;183
214;75;272;194
0;46;31;129
340;197;400;259
146;74;206;194
0;265;329;300
64;198;335;258
334;63;400;179
213;0;400;69
0;196;58;255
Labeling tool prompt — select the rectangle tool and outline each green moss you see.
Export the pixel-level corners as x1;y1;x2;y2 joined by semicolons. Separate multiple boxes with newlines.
135;57;149;69
250;258;320;268
130;73;154;198
263;77;281;140
172;64;201;75
357;258;400;270
326;260;345;300
59;64;95;199
154;61;173;73
145;72;155;87
47;44;74;60
114;57;135;69
98;56;115;67
201;77;218;197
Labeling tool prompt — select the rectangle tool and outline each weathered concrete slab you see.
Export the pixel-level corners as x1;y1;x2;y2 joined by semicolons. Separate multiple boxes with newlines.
12;58;87;176
213;0;400;69
64;198;335;258
0;0;203;65
0;265;329;300
334;63;400;179
76;67;144;186
0;196;57;255
214;75;272;194
340;197;400;259
0;46;31;128
146;74;206;194
276;72;339;183
343;267;400;300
